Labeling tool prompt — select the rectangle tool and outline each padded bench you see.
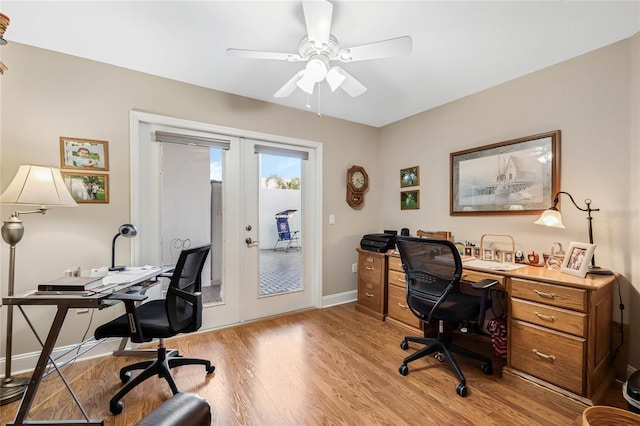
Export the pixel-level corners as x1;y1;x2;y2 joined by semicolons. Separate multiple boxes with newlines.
136;392;211;426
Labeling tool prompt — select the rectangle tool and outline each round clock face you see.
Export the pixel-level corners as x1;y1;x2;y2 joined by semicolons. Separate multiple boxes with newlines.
351;171;365;189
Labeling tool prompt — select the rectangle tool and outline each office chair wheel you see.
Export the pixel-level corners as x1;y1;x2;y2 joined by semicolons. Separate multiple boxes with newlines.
110;400;124;415
206;365;216;374
481;363;493;375
456;383;468;397
400;340;409;350
435;353;446;362
399;364;409;376
120;370;132;383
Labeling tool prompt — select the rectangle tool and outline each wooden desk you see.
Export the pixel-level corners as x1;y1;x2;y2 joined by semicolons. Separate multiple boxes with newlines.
378;252;615;406
2;267;168;426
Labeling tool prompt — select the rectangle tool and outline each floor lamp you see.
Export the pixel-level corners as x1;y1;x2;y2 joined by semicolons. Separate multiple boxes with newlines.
534;191;613;275
0;165;77;405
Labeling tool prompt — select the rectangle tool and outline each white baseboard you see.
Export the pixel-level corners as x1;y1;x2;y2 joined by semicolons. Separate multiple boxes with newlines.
1;338;124;377
321;290;357;308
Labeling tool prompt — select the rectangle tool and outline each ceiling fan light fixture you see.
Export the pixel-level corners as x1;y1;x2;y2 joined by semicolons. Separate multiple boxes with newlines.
326;66;346;91
305;56;328;82
296;72;316;94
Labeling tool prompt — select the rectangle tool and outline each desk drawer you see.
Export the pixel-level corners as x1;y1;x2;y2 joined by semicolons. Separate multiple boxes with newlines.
359;255;384;282
510;320;585;395
511;298;587;337
462;269;505;290
388;269;407;288
357;280;383;312
388;255;404;273
511;278;586;311
388;284;421;328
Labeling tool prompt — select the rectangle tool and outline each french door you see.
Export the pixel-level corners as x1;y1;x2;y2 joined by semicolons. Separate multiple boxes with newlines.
130;112;322;330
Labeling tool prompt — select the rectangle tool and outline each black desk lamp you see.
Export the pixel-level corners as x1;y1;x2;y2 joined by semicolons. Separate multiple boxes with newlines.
534;191;612;275
110;224;138;271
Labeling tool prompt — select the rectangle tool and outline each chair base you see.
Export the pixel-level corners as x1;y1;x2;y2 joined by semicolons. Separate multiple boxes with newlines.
399;328;492;397
110;342;215;415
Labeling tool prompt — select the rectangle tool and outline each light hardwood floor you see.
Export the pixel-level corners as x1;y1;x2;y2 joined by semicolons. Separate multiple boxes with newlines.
1;303;626;425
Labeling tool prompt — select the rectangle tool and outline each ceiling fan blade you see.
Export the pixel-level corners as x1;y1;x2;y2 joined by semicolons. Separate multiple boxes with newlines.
274;71;305;98
227;48;302;62
325;66;346;92
336;68;367;97
336;36;412;62
303;0;333;49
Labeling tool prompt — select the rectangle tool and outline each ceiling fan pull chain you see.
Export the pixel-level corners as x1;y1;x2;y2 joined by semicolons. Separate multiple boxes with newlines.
317;84;322;118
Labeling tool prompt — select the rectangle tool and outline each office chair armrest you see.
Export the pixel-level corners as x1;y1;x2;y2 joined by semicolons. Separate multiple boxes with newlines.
471;278;498;290
105;293;148;343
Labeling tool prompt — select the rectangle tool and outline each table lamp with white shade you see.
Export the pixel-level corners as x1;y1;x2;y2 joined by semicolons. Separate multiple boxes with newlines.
0;164;77;405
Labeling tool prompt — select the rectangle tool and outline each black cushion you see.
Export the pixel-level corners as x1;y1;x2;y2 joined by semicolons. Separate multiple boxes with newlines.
410;291;481;322
136;392;211;426
95;300;175;340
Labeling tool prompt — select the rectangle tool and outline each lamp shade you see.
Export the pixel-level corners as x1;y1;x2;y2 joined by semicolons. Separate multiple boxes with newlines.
534;208;565;228
0;165;77;207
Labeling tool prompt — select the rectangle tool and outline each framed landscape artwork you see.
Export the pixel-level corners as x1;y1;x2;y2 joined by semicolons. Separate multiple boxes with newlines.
450;130;560;215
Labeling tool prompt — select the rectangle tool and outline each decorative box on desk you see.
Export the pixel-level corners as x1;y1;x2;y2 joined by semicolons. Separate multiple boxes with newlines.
355;248;387;320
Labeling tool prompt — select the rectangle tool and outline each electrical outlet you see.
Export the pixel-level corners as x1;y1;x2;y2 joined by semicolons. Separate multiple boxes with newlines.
352;263;357;273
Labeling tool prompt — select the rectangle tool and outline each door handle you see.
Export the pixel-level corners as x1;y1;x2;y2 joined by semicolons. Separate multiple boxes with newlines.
245;237;259;247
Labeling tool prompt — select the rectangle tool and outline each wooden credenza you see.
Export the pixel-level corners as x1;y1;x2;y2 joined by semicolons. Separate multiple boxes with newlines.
379;252;615;406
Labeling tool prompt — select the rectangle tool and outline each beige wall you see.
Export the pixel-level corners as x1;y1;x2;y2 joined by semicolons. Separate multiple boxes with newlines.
0;42;380;356
380;34;640;369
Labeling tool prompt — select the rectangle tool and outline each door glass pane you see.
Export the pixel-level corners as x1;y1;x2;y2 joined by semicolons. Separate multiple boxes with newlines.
205;147;224;305
258;153;302;296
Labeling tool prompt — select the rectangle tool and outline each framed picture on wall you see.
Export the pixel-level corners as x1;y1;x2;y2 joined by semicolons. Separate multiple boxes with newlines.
400;190;420;210
62;172;109;203
450;130;560;215
60;137;109;171
561;241;596;277
400;166;420;187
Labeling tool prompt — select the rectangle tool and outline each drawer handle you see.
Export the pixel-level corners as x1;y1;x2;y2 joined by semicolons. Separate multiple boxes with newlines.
461;273;468;279
533;290;557;299
365;292;374;298
397;277;406;283
532;349;556;361
366;267;375;271
398;303;408;308
534;311;557;322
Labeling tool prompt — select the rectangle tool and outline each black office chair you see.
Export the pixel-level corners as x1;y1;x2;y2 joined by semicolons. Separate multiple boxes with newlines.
95;243;215;414
395;236;497;397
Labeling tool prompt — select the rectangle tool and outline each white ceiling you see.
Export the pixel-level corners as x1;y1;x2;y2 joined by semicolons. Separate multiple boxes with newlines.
2;1;639;127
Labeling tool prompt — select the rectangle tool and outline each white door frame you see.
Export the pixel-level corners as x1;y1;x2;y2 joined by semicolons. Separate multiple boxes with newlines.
129;111;323;328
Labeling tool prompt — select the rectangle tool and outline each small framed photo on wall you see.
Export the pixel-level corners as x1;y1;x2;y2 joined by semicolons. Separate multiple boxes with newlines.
400;190;420;210
400;166;420;187
62;172;109;203
60;137;109;171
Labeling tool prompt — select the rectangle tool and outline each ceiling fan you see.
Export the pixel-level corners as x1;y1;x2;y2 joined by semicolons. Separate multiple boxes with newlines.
226;0;412;98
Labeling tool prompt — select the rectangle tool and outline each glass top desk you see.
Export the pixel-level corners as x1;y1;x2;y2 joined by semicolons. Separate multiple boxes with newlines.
2;266;170;426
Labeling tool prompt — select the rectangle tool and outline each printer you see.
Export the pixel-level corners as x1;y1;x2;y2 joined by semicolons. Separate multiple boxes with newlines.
360;233;396;253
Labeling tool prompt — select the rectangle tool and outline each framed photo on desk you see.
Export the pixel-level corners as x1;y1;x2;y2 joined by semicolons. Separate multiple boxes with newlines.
561;241;596;277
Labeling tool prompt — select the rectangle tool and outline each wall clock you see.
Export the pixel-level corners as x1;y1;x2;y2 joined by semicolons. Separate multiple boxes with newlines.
346;165;368;209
